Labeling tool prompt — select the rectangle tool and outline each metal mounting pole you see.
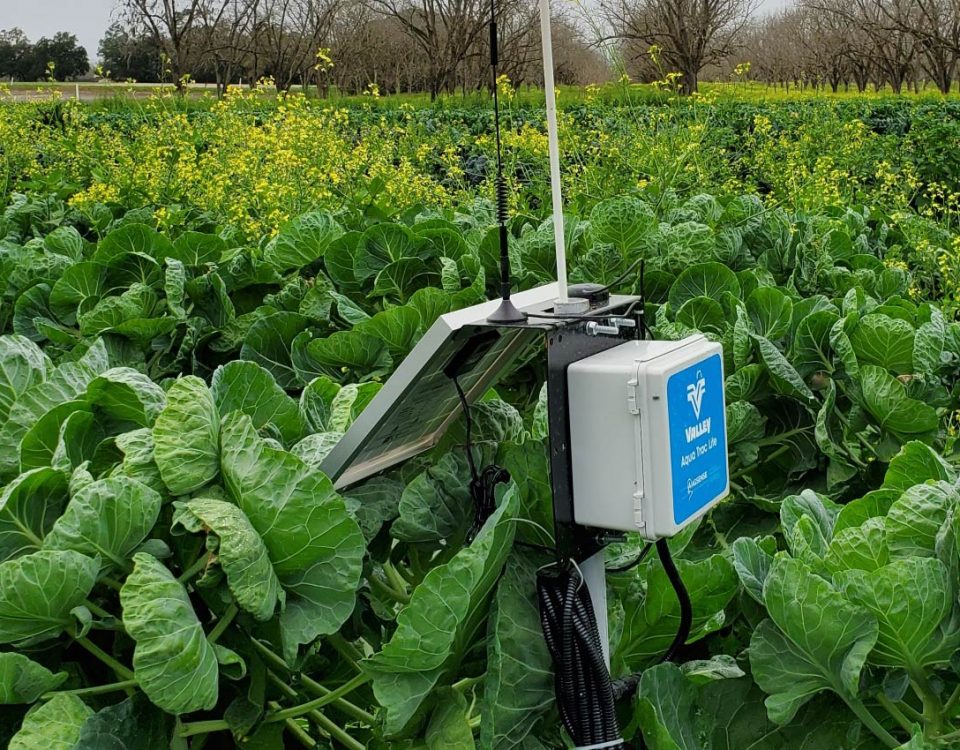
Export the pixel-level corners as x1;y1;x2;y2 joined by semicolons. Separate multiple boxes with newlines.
538;0;569;305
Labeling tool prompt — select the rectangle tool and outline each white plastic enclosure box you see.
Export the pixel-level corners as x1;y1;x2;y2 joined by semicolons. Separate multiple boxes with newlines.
567;335;729;540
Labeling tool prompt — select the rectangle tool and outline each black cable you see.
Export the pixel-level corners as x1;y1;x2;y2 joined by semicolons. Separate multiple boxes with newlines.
453;375;509;542
597;255;645;294
610;538;692;701
537;565;628;749
606;541;653;573
656;538;692;663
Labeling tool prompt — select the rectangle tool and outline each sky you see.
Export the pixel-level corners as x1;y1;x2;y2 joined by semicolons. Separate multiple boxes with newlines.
3;0;794;64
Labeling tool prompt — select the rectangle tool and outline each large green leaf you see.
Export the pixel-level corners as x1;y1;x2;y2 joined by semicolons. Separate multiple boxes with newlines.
356;223;420;280
43;477;161;572
750;556;878;723
120;552;219;714
367;488;519;737
837;558;957;669
791;309;839;378
0;336;49;424
825;517;889;574
480;551;553;750
264;212;342;272
373;258;432;302
885;481;958;558
392;452;473;544
220;413;364;660
175;498;282;621
84;368;166;430
426;689;475;749
8;693;92;750
49;262;107;326
913;310;945;374
732;535;775;605
354;306;422;360
849;314;915;374
74;693;176;750
152;376;220;495
676;297;726;334
668;263;740;310
299;376;342;433
210;360;304;446
635;663;877;750
589;195;656;253
747;287;793;340
616;553;738;668
0;652;67;704
295;330;392;383
0;467;69;561
19;401;93;472
0;343;109;479
95;223;172;263
0;549;98;645
856;366;938;439
882;441;955;492
113;428;166;496
752;334;814;401
168;231;227;266
240;312;308;390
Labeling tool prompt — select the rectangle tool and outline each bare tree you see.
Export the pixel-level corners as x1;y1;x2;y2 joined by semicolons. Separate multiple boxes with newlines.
363;0;492;99
887;0;960;92
252;0;340;91
597;0;759;94
197;0;258;94
120;0;230;88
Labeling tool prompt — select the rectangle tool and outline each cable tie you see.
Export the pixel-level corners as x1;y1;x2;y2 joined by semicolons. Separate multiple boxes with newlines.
574;740;624;750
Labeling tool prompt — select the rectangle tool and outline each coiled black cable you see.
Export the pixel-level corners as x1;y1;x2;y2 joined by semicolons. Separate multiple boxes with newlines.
537;566;628;749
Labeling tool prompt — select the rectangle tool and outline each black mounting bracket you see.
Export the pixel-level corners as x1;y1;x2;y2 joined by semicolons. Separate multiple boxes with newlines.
544;309;639;561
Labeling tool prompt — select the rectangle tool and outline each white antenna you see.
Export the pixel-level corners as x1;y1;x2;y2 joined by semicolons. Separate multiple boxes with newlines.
539;0;575;308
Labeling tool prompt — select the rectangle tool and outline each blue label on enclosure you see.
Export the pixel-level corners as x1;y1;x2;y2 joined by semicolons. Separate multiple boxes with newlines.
667;353;728;526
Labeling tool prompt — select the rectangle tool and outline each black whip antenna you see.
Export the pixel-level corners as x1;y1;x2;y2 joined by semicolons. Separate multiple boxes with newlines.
486;0;526;324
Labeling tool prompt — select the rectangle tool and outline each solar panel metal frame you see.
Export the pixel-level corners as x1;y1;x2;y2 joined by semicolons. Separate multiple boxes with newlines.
320;283;639;490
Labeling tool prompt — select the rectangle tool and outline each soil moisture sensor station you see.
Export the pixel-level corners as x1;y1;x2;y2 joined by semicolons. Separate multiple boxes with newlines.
321;0;730;745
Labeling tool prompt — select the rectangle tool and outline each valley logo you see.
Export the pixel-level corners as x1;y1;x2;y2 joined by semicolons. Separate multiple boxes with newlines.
685;371;711;442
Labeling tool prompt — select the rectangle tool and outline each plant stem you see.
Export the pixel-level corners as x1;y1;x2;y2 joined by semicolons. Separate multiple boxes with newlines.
249;638;375;725
178;720;230;738
876;693;916;735
267;669;374;725
267;673;371;722
368;572;410;604
207;603;238;644
944;684;960;717
280;713;317;748
897;699;925;723
267;674;367;749
937;728;960;743
845;697;901;749
177;553;209;584
383;561;410;599
84;599;115;621
327;633;364;671
42;679;138;700
910;673;944;737
307;707;365;750
99;574;124;592
76;637;135;682
452;675;484;693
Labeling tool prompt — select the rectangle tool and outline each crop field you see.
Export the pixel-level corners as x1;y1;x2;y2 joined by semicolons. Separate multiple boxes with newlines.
1;84;960;749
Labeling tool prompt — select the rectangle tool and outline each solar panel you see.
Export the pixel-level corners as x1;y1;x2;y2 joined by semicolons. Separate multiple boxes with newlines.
321;283;638;489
